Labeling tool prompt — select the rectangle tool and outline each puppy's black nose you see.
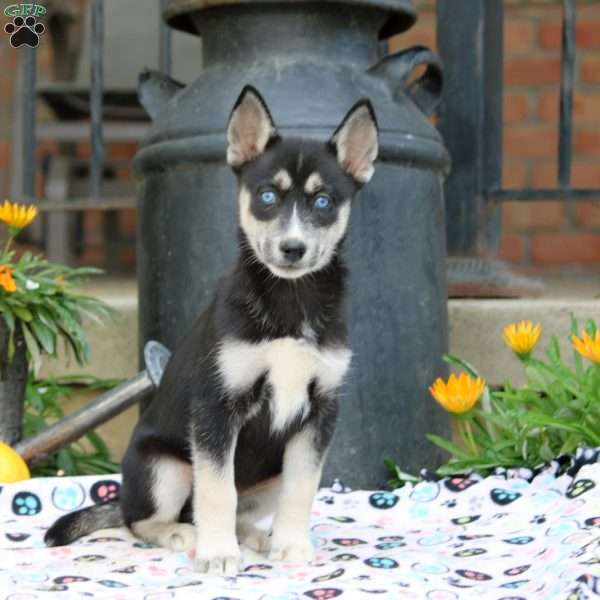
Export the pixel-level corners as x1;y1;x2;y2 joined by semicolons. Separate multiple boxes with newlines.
280;239;306;263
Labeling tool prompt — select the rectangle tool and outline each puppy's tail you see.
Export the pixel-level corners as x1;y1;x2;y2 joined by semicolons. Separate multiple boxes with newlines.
44;500;123;547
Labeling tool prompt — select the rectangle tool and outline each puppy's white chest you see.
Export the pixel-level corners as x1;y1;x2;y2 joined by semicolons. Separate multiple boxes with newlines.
217;336;351;431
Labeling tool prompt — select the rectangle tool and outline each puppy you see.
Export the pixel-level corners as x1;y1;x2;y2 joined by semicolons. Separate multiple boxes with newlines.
45;86;379;576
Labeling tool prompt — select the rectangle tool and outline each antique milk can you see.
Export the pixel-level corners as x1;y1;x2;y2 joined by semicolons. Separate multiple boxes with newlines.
135;0;450;487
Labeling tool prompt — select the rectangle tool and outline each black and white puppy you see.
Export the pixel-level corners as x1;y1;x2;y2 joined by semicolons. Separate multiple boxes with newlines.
45;86;379;576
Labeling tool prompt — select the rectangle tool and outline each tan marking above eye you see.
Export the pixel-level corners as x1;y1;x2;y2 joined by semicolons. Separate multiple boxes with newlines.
304;172;323;195
272;169;292;191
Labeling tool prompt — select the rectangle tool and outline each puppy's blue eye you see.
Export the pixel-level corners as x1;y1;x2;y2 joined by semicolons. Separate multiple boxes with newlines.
314;195;330;210
260;190;277;205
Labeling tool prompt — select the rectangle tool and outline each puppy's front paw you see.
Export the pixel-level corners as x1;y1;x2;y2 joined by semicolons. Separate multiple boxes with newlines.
238;524;271;553
195;541;241;576
268;537;314;563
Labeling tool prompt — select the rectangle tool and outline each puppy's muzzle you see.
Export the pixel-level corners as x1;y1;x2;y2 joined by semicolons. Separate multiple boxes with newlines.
279;239;307;263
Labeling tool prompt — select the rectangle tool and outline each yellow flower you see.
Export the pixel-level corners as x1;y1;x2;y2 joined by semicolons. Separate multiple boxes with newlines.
0;200;37;231
429;372;486;415
503;320;541;357
0;265;17;293
572;330;600;364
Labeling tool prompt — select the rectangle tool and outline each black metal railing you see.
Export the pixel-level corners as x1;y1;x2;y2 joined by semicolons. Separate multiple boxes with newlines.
437;0;600;256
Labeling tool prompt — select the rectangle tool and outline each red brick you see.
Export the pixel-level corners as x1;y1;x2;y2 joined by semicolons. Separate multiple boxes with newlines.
539;92;600;122
499;233;526;263
504;57;561;86
532;232;600;265
119;208;137;235
107;143;138;161
581;56;600;84
533;160;600;189
502;161;529;188
575;202;600;228
503;93;529;124
502;201;564;231
505;19;535;54
539;20;600;49
503;126;557;158
575;129;600;155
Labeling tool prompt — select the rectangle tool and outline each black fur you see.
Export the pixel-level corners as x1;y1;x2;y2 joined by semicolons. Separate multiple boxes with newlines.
45;88;378;548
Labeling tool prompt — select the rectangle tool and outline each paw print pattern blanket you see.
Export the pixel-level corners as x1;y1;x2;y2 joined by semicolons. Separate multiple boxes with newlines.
1;451;599;599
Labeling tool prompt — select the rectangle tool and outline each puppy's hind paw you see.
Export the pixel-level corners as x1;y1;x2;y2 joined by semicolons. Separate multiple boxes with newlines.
239;524;271;553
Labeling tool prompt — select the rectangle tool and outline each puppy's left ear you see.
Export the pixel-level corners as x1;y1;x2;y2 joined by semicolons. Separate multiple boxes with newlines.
227;85;279;168
330;99;379;184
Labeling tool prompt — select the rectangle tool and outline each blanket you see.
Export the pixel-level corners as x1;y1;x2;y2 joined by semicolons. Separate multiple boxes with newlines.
1;453;599;599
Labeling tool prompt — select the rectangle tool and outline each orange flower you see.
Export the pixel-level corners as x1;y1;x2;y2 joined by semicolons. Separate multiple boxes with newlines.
503;321;541;357
0;265;16;293
572;330;600;364
429;372;486;415
0;200;37;231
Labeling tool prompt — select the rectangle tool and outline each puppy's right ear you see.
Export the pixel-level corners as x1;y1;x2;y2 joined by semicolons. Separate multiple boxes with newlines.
227;86;279;168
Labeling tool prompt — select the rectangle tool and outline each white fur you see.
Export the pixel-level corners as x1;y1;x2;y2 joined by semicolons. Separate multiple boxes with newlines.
193;447;240;575
217;337;351;432
273;169;292;191
130;456;194;551
269;427;322;562
304;172;323;195
332;104;378;183
285;203;304;241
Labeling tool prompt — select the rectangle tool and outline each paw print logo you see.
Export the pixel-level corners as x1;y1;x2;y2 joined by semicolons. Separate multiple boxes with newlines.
455;569;492;581
332;537;367;546
364;556;399;569
451;515;480;526
375;540;405;550
4;16;45;48
332;553;358;561
52;482;85;511
73;554;107;562
12;491;42;516
5;532;30;542
584;516;600;528
54;576;90;584
328;516;355;523
530;514;546;525
503;536;533;545
311;568;345;583
444;477;477;493
368;491;399;509
566;478;595;499
90;480;120;503
304;588;343;599
453;547;486;557
490;488;522;505
504;565;530;576
98;579;128;588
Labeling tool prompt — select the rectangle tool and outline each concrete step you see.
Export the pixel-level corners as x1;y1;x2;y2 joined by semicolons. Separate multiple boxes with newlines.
42;275;600;462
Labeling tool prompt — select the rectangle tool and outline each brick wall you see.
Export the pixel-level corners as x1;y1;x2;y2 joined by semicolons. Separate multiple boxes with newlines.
392;1;600;272
1;2;600;273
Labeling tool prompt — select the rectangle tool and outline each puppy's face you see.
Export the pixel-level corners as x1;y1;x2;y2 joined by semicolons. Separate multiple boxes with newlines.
227;87;378;280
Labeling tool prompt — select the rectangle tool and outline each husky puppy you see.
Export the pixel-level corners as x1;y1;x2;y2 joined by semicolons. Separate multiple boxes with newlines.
45;86;379;576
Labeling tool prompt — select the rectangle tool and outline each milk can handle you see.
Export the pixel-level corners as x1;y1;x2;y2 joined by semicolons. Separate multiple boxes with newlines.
368;46;443;116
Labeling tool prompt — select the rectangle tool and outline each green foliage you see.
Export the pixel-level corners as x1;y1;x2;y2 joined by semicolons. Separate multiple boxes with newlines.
23;375;122;476
0;251;113;375
432;316;600;476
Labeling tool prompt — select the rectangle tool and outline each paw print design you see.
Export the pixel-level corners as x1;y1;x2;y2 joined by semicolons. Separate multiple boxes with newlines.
458;534;492;541
113;565;137;574
98;580;128;588
54;576;90;584
304;588;343;599
451;515;480;526
500;580;529;590
453;547;486;558
530;514;546;525
328;516;355;523
566;478;595;499
90;480;120;503
504;565;531;576
4;16;45;48
375;541;405;550
5;532;30;542
410;482;440;503
455;569;492;581
133;541;157;548
319;495;335;505
443;499;457;508
377;535;404;542
490;488;522;505
364;556;399;569
369;491;399;509
52;482;85;511
73;554;107;562
332;537;367;546
444;477;477;493
503;536;533;545
12;491;42;516
332;553;358;561
584;516;600;528
312;568;345;583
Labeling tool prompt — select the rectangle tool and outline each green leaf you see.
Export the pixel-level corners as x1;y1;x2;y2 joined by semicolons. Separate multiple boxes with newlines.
443;354;481;378
30;318;56;355
12;306;32;322
21;322;41;375
426;433;472;460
